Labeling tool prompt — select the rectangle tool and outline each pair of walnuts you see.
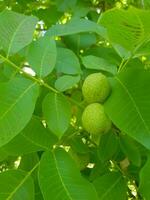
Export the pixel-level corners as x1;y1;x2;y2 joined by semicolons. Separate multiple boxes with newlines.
82;73;112;135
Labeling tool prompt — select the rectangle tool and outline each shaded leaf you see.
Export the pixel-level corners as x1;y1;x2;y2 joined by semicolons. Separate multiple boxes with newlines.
139;155;150;199
56;0;77;12
93;172;127;200
0;169;35;200
119;134;141;166
98;131;119;162
63;33;97;52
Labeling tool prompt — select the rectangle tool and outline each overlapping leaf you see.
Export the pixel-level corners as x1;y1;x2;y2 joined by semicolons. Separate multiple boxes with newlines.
105;68;150;149
0;77;39;147
93;172;127;200
56;47;81;75
42;92;71;138
1;117;57;155
99;7;150;52
0;169;35;200
27;36;57;78
139;155;150;199
0;10;38;57
46;18;106;37
81;55;117;75
38;148;99;200
55;75;80;92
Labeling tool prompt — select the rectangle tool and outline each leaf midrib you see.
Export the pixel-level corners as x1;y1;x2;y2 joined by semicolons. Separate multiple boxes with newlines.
0;82;36;120
54;93;60;135
100;176;121;200
115;76;150;135
22;132;49;151
39;41;51;78
6;162;39;200
52;151;73;200
6;17;28;57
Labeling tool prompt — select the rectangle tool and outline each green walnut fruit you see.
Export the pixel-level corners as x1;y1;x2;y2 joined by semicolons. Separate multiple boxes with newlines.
82;103;111;135
82;73;111;103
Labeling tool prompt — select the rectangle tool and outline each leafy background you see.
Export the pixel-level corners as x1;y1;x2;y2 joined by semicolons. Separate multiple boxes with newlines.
0;0;150;199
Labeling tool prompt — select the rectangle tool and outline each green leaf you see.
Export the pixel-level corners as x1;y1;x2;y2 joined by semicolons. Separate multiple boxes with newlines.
56;0;77;12
69;135;89;154
93;172;127;200
0;10;38;57
63;33;97;52
72;3;90;18
105;68;150;149
81;55;117;75
1;116;57;155
55;47;81;75
0;148;8;162
0;169;35;200
98;131;119;162
84;46;121;66
119;134;141;166
27;36;57;78
113;44;132;60
55;75;80;92
19;153;39;172
46;18;106;37
42;92;71;138
34;6;62;28
0;77;39;147
99;7;150;52
19;153;44;200
38;149;99;200
134;40;150;57
139;155;150;199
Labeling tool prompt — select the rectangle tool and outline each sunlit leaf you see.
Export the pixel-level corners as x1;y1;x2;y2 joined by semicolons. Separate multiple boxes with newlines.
0;77;39;147
38;148;99;200
0;10;38;56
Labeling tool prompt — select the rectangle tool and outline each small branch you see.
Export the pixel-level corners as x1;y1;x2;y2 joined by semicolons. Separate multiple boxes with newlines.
0;54;83;109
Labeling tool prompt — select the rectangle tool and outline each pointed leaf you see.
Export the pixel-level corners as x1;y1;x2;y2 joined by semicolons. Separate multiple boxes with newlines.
56;47;81;75
0;170;35;200
93;172;127;200
105;68;150;149
46;18;106;37
27;36;57;78
82;55;117;75
38;149;99;200
0;77;39;147
0;10;38;56
42;92;71;138
55;75;80;92
1;116;57;155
